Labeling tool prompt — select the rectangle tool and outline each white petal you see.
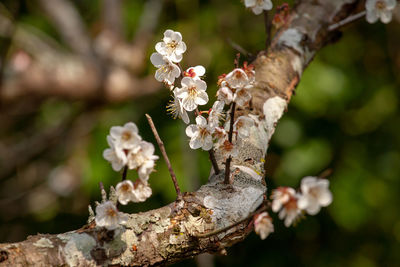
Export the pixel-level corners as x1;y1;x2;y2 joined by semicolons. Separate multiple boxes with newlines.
380;9;393;23
366;10;379;23
189;136;203;149
195;115;207;127
185;125;198;137
150;52;164;66
195;91;209;106
181;77;193;87
319;190;333;206
182;97;197;111
195;79;207;91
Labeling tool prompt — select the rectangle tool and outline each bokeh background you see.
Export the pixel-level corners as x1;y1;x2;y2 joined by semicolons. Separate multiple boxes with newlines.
1;0;400;266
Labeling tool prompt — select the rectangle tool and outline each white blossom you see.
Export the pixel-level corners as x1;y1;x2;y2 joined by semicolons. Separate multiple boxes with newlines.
184;65;206;80
155;29;186;63
225;68;249;89
167;90;190;124
366;0;397;23
254;212;274;240
234;116;255;139
131;179;152;202
208;100;225;129
245;0;273;15
297;176;333;215
214;138;238;160
217;83;234;105
116;180;136;205
95;201;128;230
234;86;252;107
186;115;214;151
176;77;209;111
271;187;296;212
150;52;181;85
127;141;159;181
103;136;128;171
278;197;302;227
109;122;141;151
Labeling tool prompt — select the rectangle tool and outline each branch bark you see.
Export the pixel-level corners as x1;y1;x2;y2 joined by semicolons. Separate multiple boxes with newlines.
0;0;361;266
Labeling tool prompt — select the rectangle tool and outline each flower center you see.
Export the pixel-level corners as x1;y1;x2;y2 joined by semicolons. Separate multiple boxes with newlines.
121;183;130;192
199;127;209;138
122;131;132;141
188;86;197;97
376;0;386;10
106;207;117;217
167;41;178;50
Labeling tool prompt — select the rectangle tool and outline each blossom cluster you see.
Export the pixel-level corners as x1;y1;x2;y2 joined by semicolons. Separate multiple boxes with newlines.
95;122;159;230
271;176;332;227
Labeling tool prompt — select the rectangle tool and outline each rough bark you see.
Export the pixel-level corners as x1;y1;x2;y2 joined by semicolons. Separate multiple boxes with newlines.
0;0;361;266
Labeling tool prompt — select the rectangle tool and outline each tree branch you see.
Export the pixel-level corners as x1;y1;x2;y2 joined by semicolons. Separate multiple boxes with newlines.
0;0;361;266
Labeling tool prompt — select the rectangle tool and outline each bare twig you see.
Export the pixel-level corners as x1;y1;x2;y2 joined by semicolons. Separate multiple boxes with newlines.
208;149;220;174
145;114;182;199
121;165;128;181
328;11;366;31
37;0;92;56
226;38;252;58
263;10;272;48
224;102;236;184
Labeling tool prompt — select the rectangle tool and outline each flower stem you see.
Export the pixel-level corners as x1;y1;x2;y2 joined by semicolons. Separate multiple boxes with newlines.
263;10;272;48
145;114;182;199
208;149;220;175
121;165;128;181
224;102;236;184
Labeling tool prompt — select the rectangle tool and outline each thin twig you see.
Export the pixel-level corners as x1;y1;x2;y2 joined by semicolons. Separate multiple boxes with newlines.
328;11;366;31
224;102;236;184
145;114;182;199
121;165;128;181
263;10;272;48
208;149;220;175
226;38;252;58
196;204;268;238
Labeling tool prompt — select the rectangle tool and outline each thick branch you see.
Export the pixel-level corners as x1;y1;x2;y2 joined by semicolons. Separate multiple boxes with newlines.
0;0;361;266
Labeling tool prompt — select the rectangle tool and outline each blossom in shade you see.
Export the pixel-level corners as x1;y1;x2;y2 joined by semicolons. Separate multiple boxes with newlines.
109;122;141;151
167;90;190;124
366;0;396;24
245;0;273;15
217;82;234;105
116;180;136;205
150;52;181;85
278;196;302;227
186;115;214;151
103;136;128;171
208;100;225;129
175;77;209;111
127;141;159;180
214;138;238;160
254;212;274;240
297;176;333;215
234;116;255;139
95;201;128;230
184;65;206;80
131;179;152;202
271;187;296;212
155;29;186;63
225;68;249;89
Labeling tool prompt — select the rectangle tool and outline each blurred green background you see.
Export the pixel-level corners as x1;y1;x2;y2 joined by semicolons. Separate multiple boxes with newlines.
0;0;399;266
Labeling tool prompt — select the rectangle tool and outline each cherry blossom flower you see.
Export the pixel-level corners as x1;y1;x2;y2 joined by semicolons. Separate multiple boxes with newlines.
109;122;141;151
208;100;225;129
103;136;128;171
127;141;159;180
297;176;333;215
167;90;190;124
186;115;214;151
116;180;136;205
366;0;397;23
254;212;274;240
175;77;209;111
150;52;181;85
225;68;249;89
245;0;273;15
217;82;234;105
95;201;128;230
271;187;296;212
278;196;302;227
131;179;152;202
184;65;206;80
234;116;255;139
214;138;238;160
234;86;252;107
155;29;187;63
